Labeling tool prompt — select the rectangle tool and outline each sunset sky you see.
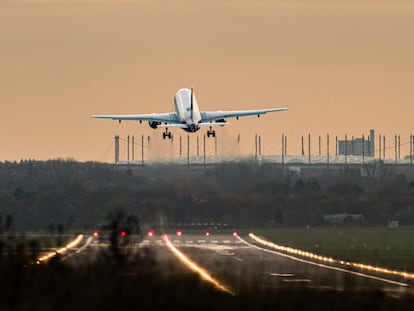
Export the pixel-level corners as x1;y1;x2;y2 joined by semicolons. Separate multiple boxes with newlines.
1;0;413;162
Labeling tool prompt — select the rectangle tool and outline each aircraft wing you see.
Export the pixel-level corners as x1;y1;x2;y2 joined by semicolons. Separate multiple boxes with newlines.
91;112;180;123
200;107;287;122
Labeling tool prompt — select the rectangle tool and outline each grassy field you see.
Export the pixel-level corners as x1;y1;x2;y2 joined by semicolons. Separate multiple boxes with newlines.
251;227;414;272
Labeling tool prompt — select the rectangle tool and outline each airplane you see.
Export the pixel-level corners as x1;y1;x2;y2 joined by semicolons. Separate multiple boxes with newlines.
92;88;287;139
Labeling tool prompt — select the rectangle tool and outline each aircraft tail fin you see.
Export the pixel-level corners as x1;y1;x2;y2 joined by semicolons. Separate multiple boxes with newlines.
190;87;194;122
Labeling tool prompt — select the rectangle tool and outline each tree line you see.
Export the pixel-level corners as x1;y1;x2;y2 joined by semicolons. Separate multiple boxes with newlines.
1;159;414;231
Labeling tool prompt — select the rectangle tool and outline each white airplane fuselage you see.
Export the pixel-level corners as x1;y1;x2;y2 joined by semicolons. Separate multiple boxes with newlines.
173;88;201;132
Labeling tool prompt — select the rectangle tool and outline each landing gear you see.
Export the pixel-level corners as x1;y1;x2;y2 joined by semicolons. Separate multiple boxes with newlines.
207;127;216;138
163;129;172;139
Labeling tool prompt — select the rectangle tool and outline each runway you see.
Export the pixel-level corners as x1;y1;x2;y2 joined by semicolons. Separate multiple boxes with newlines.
142;233;414;295
59;232;414;297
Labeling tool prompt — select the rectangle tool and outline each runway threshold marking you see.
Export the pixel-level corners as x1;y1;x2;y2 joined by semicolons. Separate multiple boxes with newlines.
237;235;411;287
163;234;235;296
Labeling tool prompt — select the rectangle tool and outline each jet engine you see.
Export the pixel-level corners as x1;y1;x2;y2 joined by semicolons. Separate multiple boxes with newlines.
148;121;161;129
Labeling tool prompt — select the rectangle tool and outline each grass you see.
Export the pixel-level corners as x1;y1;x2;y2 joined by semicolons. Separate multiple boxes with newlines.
251;227;414;272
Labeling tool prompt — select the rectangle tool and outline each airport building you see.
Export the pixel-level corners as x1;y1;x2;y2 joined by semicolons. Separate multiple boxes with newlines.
338;129;375;157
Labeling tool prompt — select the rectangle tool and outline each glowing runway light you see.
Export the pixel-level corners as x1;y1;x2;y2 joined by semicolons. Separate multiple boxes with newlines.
248;233;414;281
37;234;84;264
162;234;235;296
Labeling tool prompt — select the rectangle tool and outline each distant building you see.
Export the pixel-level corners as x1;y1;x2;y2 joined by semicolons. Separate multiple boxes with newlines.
338;129;375;157
388;220;399;228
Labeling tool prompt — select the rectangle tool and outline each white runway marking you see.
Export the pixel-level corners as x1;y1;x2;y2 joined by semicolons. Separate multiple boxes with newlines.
219;251;235;256
184;243;248;253
270;273;295;277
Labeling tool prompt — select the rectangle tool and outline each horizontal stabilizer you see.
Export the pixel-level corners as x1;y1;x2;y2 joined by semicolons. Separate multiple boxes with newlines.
158;124;188;129
158;122;230;129
198;122;230;127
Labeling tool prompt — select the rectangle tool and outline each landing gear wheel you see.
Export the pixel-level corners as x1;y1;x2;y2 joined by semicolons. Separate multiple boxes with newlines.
163;131;172;140
207;127;216;138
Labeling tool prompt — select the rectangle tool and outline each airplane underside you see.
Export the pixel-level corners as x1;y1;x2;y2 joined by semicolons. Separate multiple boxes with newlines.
162;126;216;139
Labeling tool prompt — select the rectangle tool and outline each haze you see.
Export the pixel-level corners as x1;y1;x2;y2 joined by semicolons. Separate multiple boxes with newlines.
1;0;413;161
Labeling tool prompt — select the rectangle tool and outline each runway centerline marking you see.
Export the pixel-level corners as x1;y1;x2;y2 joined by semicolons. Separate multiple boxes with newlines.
237;235;410;287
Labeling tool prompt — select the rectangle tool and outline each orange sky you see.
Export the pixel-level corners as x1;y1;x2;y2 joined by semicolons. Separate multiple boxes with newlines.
1;0;414;162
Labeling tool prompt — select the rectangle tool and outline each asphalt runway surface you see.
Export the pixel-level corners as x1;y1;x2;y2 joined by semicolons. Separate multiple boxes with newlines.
157;234;414;294
66;233;414;297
